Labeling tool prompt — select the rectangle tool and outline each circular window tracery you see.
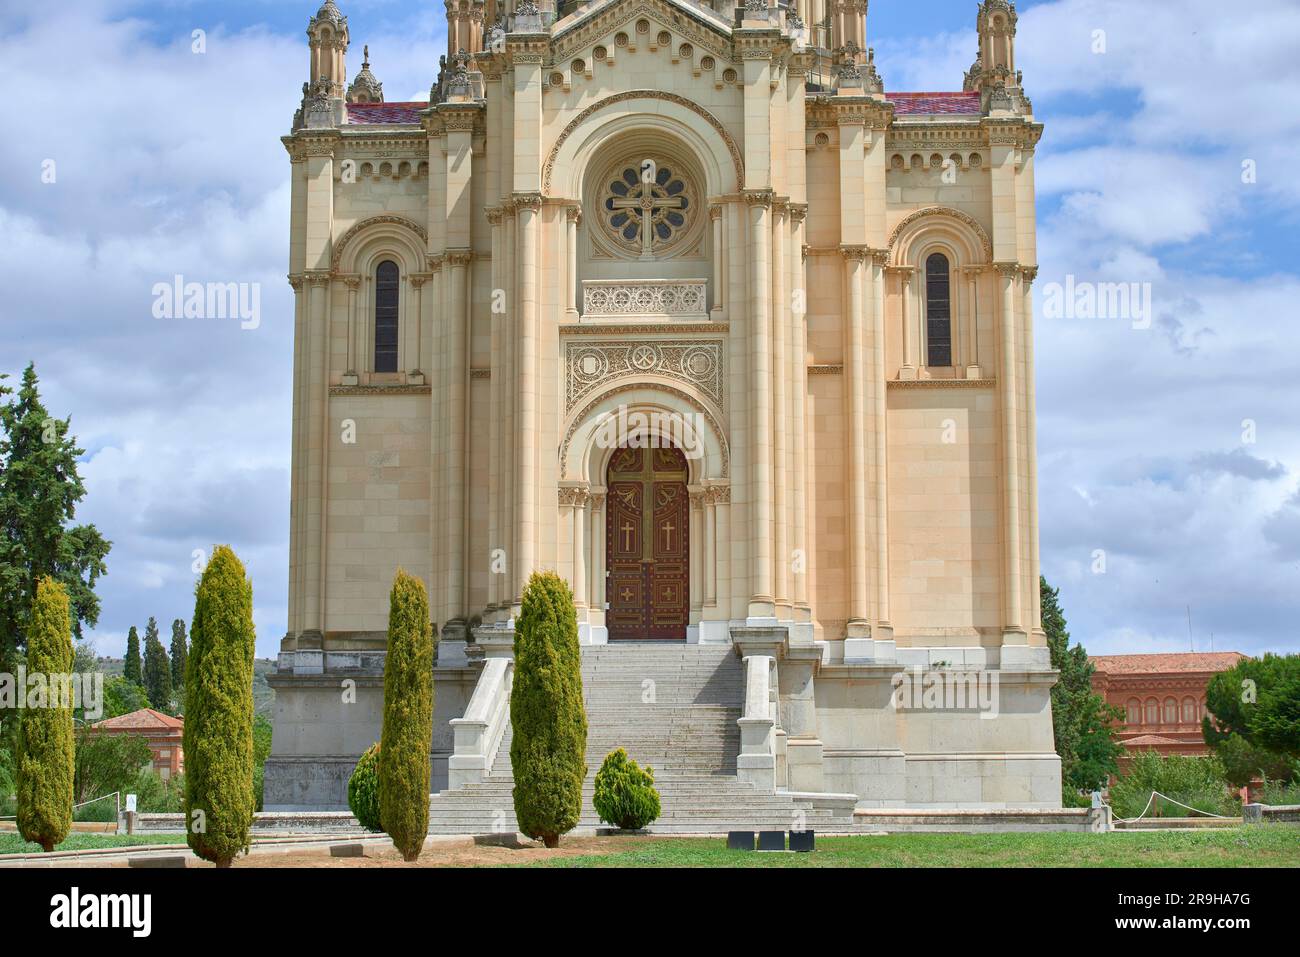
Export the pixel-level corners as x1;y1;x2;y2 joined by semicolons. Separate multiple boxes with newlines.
601;160;693;256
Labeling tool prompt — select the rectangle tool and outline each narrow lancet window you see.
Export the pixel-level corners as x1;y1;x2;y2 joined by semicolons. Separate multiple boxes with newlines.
925;252;952;367
374;260;400;373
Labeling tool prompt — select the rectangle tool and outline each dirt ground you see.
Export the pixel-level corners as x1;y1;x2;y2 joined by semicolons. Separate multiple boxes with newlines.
229;835;630;868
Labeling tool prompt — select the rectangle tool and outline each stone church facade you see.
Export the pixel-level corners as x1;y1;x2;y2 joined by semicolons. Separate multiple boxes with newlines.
266;0;1061;813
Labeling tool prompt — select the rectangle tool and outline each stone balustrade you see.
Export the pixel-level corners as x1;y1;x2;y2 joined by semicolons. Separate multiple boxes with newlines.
581;278;709;321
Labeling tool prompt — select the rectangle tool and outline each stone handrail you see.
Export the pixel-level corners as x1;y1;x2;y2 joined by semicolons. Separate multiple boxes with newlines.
736;654;778;792
447;657;513;790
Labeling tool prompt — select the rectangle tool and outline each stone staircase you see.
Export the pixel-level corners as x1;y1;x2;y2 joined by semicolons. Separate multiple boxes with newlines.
427;643;853;834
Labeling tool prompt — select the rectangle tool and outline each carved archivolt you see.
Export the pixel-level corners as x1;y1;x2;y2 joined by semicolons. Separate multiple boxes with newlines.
331;215;428;273
560;382;730;478
543;90;744;195
887;206;993;263
566;339;724;413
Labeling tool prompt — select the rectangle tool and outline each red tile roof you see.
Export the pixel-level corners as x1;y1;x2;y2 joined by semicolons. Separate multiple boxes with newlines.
1123;733;1184;747
346;102;426;125
887;91;982;116
1090;652;1245;676
92;707;184;731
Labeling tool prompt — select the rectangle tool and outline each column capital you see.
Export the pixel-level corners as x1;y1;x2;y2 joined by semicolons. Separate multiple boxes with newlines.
885;264;915;277
839;243;870;262
788;203;809;225
1021;265;1039;284
446;248;474;267
709;203;724;221
426;254;445;272
566;204;583;225
741;188;775;208
994;261;1022;280
485;205;504;225
512;190;544;212
341;274;362;290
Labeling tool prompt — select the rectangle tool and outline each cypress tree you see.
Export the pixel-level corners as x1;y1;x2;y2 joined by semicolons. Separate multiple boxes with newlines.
16;577;75;852
143;617;172;711
123;625;142;685
510;571;587;847
183;546;256;868
378;570;435;862
170;619;188;690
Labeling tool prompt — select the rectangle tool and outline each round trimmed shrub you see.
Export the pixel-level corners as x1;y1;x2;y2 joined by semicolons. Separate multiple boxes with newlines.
511;571;587;847
593;748;661;831
348;743;382;832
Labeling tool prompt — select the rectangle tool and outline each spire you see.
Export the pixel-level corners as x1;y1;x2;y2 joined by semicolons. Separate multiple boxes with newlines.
348;44;384;103
964;1;1032;114
307;0;350;99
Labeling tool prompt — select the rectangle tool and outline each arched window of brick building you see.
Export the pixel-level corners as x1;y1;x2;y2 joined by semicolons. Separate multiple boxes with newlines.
1126;698;1140;725
1163;697;1178;724
1145;698;1159;724
1182;697;1198;723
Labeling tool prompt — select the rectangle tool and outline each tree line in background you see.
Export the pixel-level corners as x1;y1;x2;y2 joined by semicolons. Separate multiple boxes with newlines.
121;616;189;714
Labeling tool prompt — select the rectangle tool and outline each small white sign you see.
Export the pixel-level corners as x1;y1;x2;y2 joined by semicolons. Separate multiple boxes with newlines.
125;794;138;813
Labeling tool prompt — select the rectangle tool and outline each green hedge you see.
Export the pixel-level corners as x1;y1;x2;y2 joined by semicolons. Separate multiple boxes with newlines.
1109;752;1238;819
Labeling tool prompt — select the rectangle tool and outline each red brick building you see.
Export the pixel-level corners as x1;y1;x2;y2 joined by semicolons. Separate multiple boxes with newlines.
1089;652;1244;765
91;708;185;780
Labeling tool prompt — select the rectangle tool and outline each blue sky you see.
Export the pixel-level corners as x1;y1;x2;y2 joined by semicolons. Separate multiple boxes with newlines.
1;0;1297;659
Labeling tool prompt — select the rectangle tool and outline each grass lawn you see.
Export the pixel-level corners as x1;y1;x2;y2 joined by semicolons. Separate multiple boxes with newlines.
530;826;1300;868
0;833;184;856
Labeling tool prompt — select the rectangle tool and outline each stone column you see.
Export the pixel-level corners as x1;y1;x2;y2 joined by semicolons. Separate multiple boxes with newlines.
895;265;917;379
571;488;589;609
513;193;543;611
409;273;426;382
302;271;332;642
703;488;718;607
343;276;360;379
996;262;1024;641
710;204;725;316
445;250;472;630
1022;266;1042;632
486;208;503;613
790;207;811;624
843;245;871;638
745;189;775;621
772;202;790;620
589;489;606;613
964;265;983;378
870;250;893;642
566;205;581;319
501;208;517;618
286;274;306;637
689;487;705;622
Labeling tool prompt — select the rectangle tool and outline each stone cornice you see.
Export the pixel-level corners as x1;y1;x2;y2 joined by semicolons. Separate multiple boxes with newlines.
887;377;996;389
329;384;433;396
559;322;729;336
283;131;342;161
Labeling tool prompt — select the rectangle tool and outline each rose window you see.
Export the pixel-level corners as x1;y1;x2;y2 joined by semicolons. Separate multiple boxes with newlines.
603;163;692;256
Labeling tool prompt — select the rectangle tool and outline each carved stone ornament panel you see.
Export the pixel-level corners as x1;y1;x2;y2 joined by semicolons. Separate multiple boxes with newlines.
565;339;724;413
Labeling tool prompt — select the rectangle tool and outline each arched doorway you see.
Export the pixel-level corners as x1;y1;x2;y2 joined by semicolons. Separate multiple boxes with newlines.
606;444;689;640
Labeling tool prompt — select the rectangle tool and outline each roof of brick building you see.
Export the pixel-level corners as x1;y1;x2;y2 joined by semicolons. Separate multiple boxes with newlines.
346;102;426;124
887;91;982;115
92;707;184;731
342;93;983;126
1090;652;1245;675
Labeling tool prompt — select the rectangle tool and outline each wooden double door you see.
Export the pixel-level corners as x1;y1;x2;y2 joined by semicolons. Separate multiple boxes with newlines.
606;445;690;641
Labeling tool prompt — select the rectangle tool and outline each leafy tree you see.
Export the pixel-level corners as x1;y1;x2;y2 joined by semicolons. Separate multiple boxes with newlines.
142;617;172;711
131;767;185;813
183;546;256;868
123;626;142;686
511;571;587;847
1204;654;1300;782
16;577;76;851
378;570;435;862
348;743;382;832
0;364;111;674
593;748;661;830
169;619;188;708
1042;577;1125;794
73;726;153;805
102;675;149;720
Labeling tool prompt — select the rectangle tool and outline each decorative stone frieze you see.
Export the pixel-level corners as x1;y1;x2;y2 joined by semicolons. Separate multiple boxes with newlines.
565;338;725;412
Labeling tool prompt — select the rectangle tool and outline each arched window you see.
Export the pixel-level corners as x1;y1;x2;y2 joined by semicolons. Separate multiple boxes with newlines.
1182;697;1198;723
1144;698;1159;724
924;252;952;367
373;260;400;373
1163;697;1178;724
1126;698;1141;725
